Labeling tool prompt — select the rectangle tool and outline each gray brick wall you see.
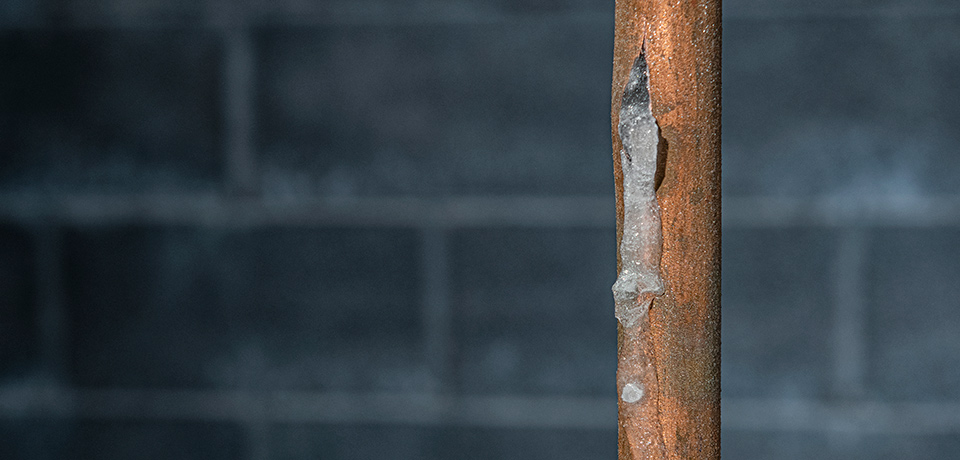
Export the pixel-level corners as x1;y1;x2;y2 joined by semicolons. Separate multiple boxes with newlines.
1;1;959;459
721;2;960;458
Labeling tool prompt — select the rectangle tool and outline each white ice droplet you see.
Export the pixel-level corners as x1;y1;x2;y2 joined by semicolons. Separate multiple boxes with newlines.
621;383;644;403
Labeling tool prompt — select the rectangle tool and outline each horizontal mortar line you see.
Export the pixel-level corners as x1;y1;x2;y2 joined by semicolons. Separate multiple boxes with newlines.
3;7;958;30
0;194;615;228
723;195;960;228
723;398;960;435
0;387;614;429
2;388;960;435
724;6;960;21
0;11;612;30
249;11;613;27
2;193;959;228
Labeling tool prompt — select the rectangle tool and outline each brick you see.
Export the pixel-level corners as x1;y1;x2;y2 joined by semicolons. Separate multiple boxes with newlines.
723;17;960;196
0;0;204;26
248;0;611;20
0;1;44;26
722;431;841;460
723;430;960;460
867;229;960;399
722;228;836;398
269;424;435;460
451;229;617;395
65;227;423;390
725;0;958;18
720;430;882;460
269;424;615;460
0;420;69;460
70;421;244;460
433;426;615;460
857;434;960;460
5;0;609;27
0;224;37;379
65;227;226;387
0;30;222;192
256;23;613;196
217;228;424;391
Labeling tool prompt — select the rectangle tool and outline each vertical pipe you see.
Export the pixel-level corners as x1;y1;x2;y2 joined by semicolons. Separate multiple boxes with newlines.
612;1;721;459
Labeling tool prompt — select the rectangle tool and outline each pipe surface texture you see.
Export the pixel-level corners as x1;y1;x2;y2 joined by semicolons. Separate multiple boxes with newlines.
611;1;721;459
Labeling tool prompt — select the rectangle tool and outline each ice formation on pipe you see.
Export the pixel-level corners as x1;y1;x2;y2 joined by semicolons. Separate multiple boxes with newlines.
620;382;644;403
614;50;669;458
612;50;664;328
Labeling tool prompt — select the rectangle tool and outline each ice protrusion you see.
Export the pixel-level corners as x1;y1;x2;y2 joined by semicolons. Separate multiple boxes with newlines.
621;382;644;403
613;50;664;328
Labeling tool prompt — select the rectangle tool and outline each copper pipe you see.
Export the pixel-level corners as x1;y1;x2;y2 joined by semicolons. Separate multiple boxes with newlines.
612;1;721;459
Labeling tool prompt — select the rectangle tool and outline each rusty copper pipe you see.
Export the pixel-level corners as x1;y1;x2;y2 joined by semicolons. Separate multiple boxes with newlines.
612;0;721;459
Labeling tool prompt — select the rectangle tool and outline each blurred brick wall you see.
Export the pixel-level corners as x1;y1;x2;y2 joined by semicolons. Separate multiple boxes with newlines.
1;0;959;459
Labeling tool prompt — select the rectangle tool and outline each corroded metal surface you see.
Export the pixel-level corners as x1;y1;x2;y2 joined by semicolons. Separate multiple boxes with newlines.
612;0;721;459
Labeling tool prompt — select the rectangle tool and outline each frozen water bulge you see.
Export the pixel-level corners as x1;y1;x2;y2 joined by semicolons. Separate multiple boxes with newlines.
612;50;664;328
621;382;644;403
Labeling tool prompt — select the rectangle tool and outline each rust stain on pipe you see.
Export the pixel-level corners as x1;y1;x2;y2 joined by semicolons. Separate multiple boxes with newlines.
612;1;721;459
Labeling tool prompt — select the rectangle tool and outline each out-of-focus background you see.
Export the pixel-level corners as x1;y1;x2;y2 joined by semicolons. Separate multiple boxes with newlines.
1;0;959;458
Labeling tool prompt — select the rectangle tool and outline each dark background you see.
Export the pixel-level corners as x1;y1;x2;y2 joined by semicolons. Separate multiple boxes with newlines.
2;0;959;459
